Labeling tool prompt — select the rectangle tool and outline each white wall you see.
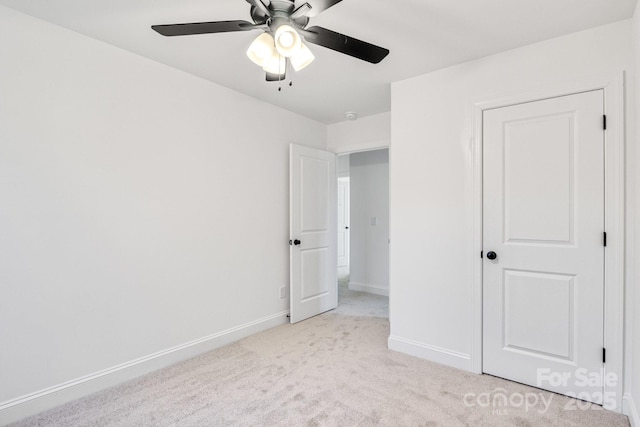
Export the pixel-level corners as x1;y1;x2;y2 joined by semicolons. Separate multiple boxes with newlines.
348;150;389;296
389;19;633;378
629;6;640;426
337;154;350;178
327;112;390;154
0;5;326;423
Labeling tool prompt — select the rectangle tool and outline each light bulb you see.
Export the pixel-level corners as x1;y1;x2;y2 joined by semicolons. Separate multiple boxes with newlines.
278;32;294;48
274;25;302;58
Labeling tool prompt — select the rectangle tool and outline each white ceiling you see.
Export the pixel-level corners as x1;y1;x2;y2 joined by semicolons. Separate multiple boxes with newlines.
1;0;637;123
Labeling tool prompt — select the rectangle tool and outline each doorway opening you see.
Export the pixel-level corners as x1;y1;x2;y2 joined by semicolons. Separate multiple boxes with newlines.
333;149;389;318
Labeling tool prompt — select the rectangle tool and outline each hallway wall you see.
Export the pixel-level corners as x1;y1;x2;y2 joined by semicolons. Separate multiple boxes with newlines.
349;149;390;296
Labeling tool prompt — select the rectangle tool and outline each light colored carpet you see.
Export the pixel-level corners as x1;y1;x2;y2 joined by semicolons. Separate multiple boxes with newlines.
11;313;629;426
332;276;389;318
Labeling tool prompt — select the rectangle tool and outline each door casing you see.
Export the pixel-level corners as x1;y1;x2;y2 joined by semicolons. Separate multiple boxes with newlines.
337;177;350;268
470;72;625;412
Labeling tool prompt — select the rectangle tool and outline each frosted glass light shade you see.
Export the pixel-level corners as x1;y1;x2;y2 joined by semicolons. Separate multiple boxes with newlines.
274;25;302;57
290;43;315;71
247;33;275;66
262;51;286;74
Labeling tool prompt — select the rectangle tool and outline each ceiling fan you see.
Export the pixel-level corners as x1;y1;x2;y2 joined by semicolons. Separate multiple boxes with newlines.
151;0;390;82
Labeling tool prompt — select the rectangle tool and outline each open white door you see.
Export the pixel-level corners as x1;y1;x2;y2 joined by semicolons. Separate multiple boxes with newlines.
290;144;337;323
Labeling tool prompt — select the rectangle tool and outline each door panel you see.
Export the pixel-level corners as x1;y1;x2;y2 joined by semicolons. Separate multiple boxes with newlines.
301;156;330;231
483;90;604;402
290;144;337;324
301;248;329;300
504;114;574;243
503;270;574;360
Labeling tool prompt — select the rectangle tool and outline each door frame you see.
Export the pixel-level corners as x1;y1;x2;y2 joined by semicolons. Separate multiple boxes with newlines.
333;148;391;309
470;72;625;412
337;176;350;269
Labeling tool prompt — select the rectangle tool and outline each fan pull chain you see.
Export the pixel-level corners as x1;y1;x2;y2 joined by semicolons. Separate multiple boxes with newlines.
275;58;293;92
278;57;284;92
277;58;291;92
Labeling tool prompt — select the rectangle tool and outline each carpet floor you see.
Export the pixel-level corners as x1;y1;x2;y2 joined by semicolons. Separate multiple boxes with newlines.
11;311;629;426
331;276;388;318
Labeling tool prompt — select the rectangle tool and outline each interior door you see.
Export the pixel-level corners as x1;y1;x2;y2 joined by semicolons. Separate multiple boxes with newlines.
483;90;605;402
337;178;350;268
290;144;337;324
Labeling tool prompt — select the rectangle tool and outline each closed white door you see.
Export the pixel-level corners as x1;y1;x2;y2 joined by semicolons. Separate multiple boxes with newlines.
337;178;350;268
483;90;605;402
290;144;337;324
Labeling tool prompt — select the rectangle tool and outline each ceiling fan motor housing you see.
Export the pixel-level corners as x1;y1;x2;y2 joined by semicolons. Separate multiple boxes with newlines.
250;0;309;31
270;0;296;13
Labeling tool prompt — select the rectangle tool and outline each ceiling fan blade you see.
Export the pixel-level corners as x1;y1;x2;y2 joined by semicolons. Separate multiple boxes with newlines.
152;20;256;37
303;26;389;64
306;0;343;17
291;3;312;19
246;0;272;17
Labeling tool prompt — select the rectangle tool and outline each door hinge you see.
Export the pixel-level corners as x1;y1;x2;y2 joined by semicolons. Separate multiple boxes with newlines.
603;232;607;247
603;115;607;130
603;348;606;364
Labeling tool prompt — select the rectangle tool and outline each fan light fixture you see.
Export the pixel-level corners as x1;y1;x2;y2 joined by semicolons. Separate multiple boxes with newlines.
247;33;275;66
275;25;302;57
262;51;286;75
247;25;315;76
290;43;315;71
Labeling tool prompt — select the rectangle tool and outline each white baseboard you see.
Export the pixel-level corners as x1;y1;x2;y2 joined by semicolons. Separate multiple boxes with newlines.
388;335;471;372
625;393;640;427
348;281;389;297
0;311;289;426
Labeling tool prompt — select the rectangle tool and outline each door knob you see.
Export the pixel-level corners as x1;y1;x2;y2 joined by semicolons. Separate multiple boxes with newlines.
288;239;302;246
486;251;497;260
345;226;349;229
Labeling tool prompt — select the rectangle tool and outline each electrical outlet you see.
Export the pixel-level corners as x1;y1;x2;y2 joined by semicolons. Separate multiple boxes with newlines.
279;287;287;299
